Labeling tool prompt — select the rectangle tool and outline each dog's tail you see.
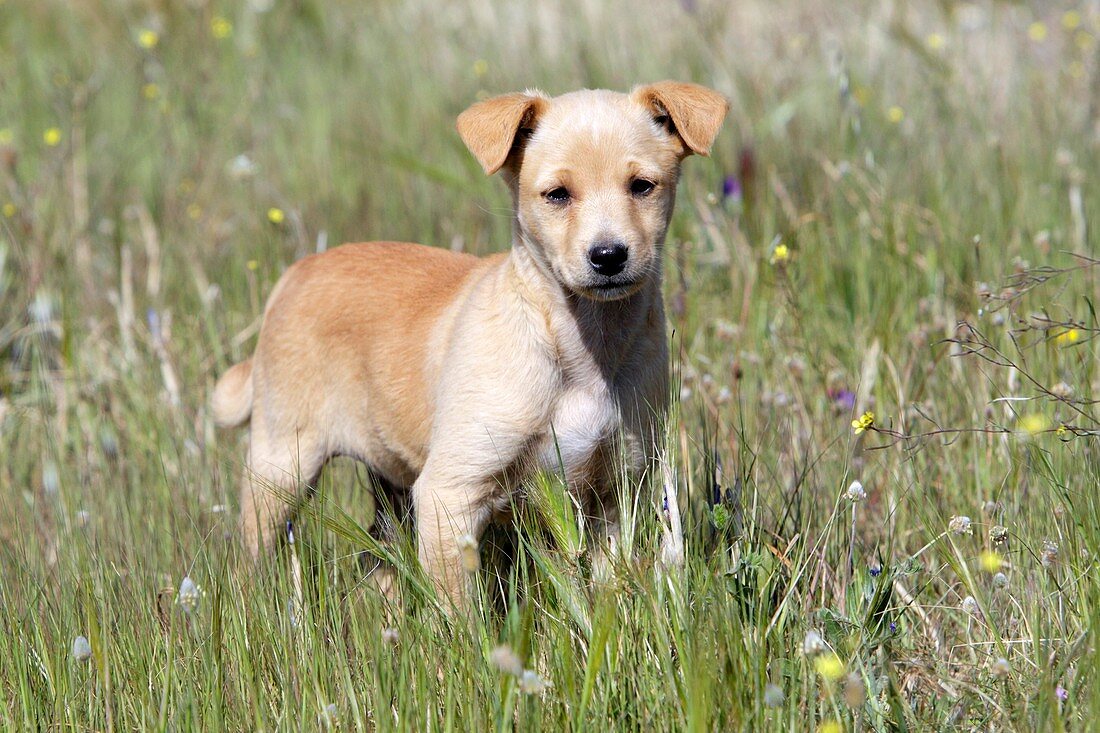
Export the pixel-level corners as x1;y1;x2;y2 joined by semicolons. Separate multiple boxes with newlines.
212;358;254;428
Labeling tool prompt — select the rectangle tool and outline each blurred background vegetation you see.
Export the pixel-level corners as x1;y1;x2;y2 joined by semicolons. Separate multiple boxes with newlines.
0;0;1098;730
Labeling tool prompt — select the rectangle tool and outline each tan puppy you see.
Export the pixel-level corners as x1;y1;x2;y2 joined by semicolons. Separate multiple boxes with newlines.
212;82;727;604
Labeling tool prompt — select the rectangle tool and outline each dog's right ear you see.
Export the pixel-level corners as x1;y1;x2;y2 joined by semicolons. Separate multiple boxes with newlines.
457;92;547;175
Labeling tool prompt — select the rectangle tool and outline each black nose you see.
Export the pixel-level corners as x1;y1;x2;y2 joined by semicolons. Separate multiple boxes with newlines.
588;242;628;276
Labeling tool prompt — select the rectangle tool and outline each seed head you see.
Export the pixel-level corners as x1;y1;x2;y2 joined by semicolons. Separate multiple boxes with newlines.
1040;540;1059;567
489;645;524;676
72;635;92;663
177;576;202;614
518;669;550;694
456;534;480;572
845;480;866;503
843;672;866;707
802;629;826;656
763;682;784;707
949;515;973;535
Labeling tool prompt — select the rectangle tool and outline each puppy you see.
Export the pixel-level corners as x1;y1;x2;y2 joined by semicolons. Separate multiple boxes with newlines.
212;82;728;604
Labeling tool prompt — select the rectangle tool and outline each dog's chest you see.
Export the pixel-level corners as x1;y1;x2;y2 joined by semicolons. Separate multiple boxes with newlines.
537;383;618;477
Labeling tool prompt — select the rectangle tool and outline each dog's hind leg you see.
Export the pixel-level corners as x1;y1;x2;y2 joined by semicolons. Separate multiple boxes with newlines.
361;474;412;603
239;421;326;560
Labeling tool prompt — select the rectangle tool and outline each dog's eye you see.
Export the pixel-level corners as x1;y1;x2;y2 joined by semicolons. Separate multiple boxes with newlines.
630;179;656;197
544;187;571;204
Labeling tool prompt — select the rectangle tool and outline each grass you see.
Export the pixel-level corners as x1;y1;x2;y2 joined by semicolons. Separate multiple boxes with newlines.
1;0;1098;729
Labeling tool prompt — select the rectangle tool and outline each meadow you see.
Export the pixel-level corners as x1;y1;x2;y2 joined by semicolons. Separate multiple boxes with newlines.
1;0;1098;729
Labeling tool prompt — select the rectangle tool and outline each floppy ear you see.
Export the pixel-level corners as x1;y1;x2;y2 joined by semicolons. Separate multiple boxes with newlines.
456;92;547;175
631;81;729;156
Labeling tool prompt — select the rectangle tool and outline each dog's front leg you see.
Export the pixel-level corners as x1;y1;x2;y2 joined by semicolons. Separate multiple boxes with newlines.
412;391;548;609
413;468;494;608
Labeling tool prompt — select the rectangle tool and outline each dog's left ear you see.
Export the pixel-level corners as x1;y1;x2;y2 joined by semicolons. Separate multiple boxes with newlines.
631;81;729;156
457;92;547;175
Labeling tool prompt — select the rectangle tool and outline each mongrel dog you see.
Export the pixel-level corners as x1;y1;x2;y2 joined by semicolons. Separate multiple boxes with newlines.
212;82;728;605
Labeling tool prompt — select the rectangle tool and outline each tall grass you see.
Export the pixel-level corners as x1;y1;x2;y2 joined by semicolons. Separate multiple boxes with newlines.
0;0;1097;729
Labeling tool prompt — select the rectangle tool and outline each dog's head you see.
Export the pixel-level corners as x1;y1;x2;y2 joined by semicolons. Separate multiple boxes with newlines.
458;82;728;301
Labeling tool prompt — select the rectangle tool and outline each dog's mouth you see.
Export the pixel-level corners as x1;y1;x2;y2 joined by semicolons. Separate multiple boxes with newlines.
579;278;644;300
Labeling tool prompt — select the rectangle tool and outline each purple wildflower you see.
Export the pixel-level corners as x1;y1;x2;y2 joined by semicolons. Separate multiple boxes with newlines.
721;175;742;201
146;308;161;342
831;389;857;412
1056;685;1068;701
869;565;882;577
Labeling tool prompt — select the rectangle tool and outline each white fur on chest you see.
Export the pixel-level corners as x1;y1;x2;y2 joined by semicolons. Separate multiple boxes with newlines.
537;384;618;476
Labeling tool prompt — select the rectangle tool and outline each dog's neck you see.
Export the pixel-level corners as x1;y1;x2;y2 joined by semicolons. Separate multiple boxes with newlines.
507;237;663;384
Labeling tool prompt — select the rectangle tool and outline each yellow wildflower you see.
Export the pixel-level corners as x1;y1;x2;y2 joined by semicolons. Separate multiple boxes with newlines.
814;652;845;681
1028;21;1048;42
819;722;842;733
980;550;1003;573
267;207;285;224
926;33;945;50
1062;10;1081;31
472;59;489;77
0;128;11;145
2;202;15;218
1056;424;1069;437
138;29;159;49
1076;31;1096;52
1055;328;1080;345
142;83;160;100
852;411;874;435
186;203;202;220
43;127;61;146
246;259;259;271
1017;413;1049;436
211;16;233;39
769;243;790;265
887;106;904;124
